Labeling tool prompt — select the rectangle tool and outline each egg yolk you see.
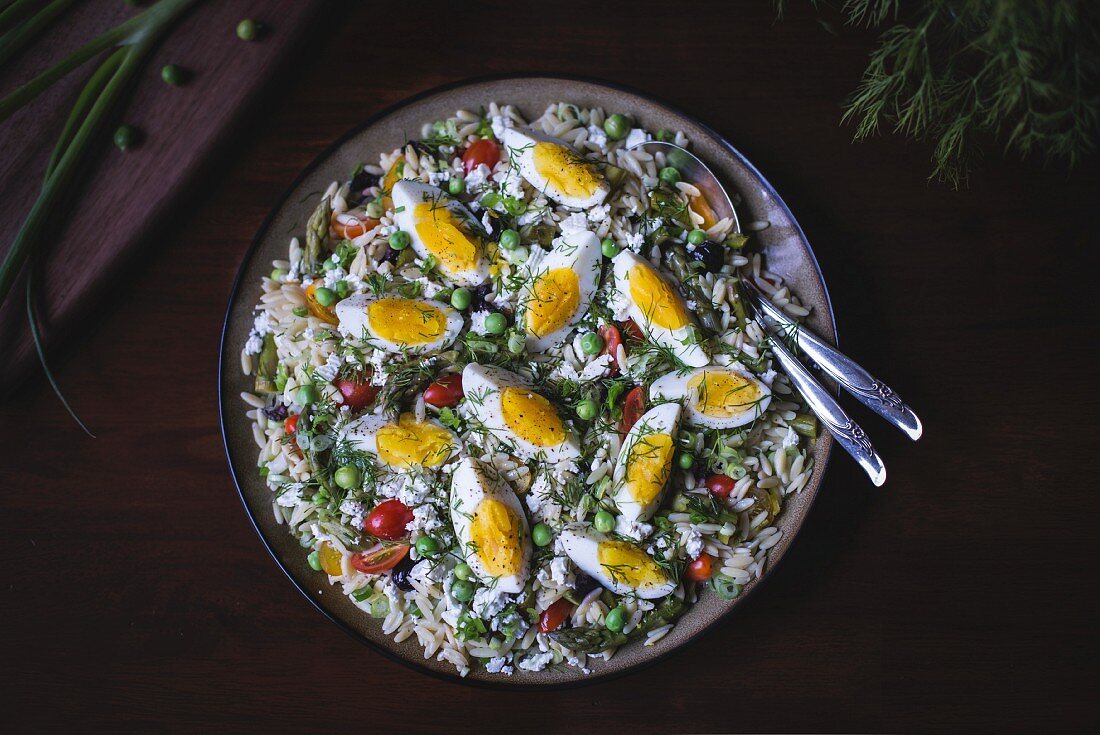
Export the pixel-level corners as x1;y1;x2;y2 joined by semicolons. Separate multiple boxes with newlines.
525;268;581;338
689;370;762;417
376;413;454;467
625;432;675;505
470;497;524;577
597;540;670;589
318;542;343;576
367;298;448;345
412;202;481;275
532;142;603;199
500;387;566;447
628;263;689;330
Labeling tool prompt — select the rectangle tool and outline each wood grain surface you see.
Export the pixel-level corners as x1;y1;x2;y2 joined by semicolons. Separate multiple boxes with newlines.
2;1;1097;732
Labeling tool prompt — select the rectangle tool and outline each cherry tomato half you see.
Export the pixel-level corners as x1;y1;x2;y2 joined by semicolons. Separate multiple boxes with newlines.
684;553;713;582
598;325;622;376
423;374;464;408
538;597;575;633
363;499;414;540
620;385;646;434
283;414;299;435
334;371;380;411
622;318;644;342
462;138;501;174
705;474;736;499
331;210;380;240
350;543;410;574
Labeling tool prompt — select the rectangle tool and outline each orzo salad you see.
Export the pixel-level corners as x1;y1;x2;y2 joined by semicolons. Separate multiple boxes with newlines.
239;102;818;677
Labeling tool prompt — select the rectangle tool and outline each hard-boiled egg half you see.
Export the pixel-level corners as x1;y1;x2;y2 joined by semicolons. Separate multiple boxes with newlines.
650;364;772;429
450;457;531;593
461;363;581;463
612;250;709;367
559;527;676;599
502;127;609;209
339;412;458;468
519;228;602;351
611;402;682;524
335;293;462;354
391;180;491;286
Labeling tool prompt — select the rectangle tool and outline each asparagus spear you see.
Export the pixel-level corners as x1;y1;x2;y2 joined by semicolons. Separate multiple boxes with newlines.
254;333;278;394
662;244;721;333
304;196;331;274
550;594;687;654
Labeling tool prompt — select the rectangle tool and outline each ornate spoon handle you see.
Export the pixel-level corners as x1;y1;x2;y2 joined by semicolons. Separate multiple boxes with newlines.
743;278;922;441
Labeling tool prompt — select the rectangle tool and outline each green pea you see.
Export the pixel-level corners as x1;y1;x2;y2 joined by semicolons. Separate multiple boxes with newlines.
334;465;360;489
415;536;439;557
270;268;287;280
451;579;475;602
451;287;471;310
236;18;258;41
334;280;350;299
601;238;619;258
113;125;134;151
499;229;520;250
603;113;630;141
321;258;336;271
307;550;322;571
604;605;627;632
454;562;474;581
577;399;599;421
160;64;184;85
292;306;309;318
531;523;553;547
580;332;604;355
677;452;695;470
389;230;411;250
507;332;526;355
659;166;681;184
365;200;384;219
594;510;615;533
311;491;327;505
313;287;336;307
484;312;507;335
687;229;707;245
296;384;318;406
448;176;466;196
656;129;675;143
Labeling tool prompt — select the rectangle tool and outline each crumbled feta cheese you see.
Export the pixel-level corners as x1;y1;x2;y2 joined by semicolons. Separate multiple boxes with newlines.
465;163;492;191
244;311;274;354
315;351;343;382
615;516;654;542
683;527;704;559
517;651;554;672
782;425;800;448
472;586;511;619
586;203;611;225
625;232;646;252
579;355;613;382
490;114;514;139
406;502;443;536
624;127;650;149
380;224;397;236
427;169;452;186
481;211;493;234
485;656;513;675
585;124;608;150
559;212;589;233
468;310;491;336
761;368;778;387
276;484;303;507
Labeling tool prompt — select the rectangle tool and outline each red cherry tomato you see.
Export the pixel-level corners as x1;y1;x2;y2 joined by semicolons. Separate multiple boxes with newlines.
350;543;410;574
334;372;380;411
598;324;622;376
283;414;299;435
705;474;737;499
684;553;713;582
363;499;414;540
462;138;501;174
423;374;464;408
622;318;644;342
620;385;646;434
538;597;575;633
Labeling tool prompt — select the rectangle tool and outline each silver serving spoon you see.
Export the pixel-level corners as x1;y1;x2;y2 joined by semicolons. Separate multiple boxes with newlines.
629;139;919;484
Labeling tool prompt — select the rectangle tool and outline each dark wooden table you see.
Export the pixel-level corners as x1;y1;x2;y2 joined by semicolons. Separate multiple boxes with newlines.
2;2;1097;732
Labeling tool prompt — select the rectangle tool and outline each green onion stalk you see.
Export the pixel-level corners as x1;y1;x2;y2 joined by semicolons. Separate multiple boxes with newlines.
1;0;202;432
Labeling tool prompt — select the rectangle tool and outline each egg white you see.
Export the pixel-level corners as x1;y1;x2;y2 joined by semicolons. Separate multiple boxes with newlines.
501;127;610;209
649;364;772;429
612;249;709;367
611;402;682;524
519;228;603;352
461;363;581;463
559;526;676;599
335;293;463;354
450;457;532;593
390;180;490;287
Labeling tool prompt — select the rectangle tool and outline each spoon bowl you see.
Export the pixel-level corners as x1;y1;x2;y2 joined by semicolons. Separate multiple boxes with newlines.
628;140;741;234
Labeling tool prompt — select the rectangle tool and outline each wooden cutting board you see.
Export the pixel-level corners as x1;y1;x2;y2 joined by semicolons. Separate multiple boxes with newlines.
0;0;323;390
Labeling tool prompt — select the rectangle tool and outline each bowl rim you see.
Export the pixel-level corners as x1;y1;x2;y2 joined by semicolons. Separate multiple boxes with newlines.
218;72;836;690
